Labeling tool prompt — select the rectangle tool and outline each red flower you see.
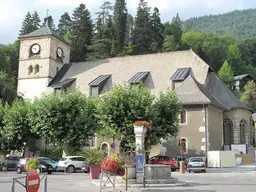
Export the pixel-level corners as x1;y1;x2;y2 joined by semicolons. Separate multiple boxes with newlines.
133;120;150;127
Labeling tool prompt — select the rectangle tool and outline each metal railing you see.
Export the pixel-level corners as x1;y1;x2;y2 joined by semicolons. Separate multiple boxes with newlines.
11;174;47;192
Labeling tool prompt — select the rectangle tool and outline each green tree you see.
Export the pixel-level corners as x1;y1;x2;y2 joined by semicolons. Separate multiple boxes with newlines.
133;0;153;54
19;12;34;35
151;7;164;52
183;20;191;33
58;12;72;38
31;11;41;31
95;84;181;151
113;0;127;52
170;13;182;44
43;15;55;29
124;14;134;46
240;81;256;112
0;71;16;104
30;90;97;151
71;3;94;62
218;60;234;89
3;100;36;152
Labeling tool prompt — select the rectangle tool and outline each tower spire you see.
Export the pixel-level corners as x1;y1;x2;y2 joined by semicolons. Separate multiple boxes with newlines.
45;9;49;26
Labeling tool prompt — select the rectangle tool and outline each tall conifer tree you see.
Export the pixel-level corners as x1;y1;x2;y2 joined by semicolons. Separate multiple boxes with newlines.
58;12;72;38
151;7;164;52
133;0;153;54
31;11;41;31
19;12;34;35
113;0;127;52
71;3;93;62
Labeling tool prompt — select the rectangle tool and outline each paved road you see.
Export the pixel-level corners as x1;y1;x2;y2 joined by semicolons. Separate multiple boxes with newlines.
1;166;256;192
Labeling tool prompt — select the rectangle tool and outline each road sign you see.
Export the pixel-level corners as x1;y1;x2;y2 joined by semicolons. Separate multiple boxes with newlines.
136;153;144;173
26;170;40;192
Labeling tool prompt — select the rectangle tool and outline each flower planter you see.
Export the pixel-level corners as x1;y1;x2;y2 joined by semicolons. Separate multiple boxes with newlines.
90;164;101;179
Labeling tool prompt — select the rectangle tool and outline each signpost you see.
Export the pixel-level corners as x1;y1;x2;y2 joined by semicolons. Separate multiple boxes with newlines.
136;153;144;183
26;170;40;192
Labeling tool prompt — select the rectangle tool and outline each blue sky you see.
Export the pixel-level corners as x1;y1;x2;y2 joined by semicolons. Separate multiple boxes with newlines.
0;0;255;44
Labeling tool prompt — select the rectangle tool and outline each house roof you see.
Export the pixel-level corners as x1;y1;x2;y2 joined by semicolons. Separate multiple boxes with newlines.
234;74;253;81
128;71;150;83
206;73;250;110
171;68;191;81
175;76;227;110
48;63;73;87
88;75;111;86
19;23;70;46
52;78;76;89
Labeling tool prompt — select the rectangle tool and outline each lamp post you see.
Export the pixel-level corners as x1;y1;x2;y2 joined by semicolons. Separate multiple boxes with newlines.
23;142;26;157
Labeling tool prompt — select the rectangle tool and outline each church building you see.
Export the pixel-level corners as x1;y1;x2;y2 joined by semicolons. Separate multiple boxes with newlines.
18;24;254;157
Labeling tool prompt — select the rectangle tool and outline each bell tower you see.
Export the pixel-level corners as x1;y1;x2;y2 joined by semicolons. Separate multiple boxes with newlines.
17;22;71;100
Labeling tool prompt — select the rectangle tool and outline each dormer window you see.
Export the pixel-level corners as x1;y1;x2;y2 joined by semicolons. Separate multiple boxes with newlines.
89;75;111;97
34;65;39;74
128;71;150;86
28;65;33;75
171;68;191;90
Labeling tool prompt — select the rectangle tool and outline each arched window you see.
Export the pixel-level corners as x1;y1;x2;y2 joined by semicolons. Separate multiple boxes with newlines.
180;110;187;124
240;119;246;144
101;142;109;157
34;65;39;74
223;118;233;145
28;65;33;75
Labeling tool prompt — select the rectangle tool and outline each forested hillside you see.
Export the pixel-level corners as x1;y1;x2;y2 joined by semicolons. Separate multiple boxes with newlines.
186;8;256;39
1;0;256;104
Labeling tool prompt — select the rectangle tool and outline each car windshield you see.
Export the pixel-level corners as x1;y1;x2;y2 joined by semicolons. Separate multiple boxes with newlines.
190;158;203;162
19;159;27;164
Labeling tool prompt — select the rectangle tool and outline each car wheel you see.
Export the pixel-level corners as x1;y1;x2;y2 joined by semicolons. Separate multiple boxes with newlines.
67;165;75;173
202;170;206;173
171;168;176;172
48;171;52;174
16;168;22;174
188;170;191;173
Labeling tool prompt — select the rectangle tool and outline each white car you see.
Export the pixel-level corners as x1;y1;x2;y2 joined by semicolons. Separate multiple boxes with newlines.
57;156;87;173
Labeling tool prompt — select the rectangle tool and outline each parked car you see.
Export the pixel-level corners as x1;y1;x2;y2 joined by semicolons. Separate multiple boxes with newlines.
16;158;54;174
57;156;86;173
186;157;206;173
149;155;177;171
1;156;20;171
38;157;58;171
172;156;186;168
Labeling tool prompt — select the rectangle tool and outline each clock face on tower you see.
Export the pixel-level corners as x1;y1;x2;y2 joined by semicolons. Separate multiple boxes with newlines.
57;47;63;58
31;44;40;54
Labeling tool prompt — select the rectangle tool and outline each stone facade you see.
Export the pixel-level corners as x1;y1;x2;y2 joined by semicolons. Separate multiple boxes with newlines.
18;36;71;100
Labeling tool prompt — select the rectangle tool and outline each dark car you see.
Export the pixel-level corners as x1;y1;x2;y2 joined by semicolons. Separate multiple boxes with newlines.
16;158;54;174
172;156;186;168
1;156;20;171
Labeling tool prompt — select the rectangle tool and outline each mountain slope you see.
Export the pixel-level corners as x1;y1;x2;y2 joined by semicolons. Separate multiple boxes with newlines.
186;9;256;39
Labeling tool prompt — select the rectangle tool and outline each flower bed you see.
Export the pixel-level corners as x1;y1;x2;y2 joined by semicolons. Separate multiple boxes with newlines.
101;154;125;176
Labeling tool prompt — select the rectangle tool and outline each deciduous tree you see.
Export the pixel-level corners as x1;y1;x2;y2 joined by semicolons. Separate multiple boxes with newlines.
95;84;181;151
218;60;234;89
240;81;256;112
30;90;97;151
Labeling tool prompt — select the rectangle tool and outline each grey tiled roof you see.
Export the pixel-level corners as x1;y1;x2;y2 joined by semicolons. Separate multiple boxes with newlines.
88;75;111;86
171;68;191;81
128;72;150;83
20;25;69;45
52;78;76;89
206;73;250;110
48;63;73;87
176;76;227;110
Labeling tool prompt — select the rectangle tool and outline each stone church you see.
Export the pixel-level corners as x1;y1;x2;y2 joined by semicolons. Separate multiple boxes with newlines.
18;24;254;157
